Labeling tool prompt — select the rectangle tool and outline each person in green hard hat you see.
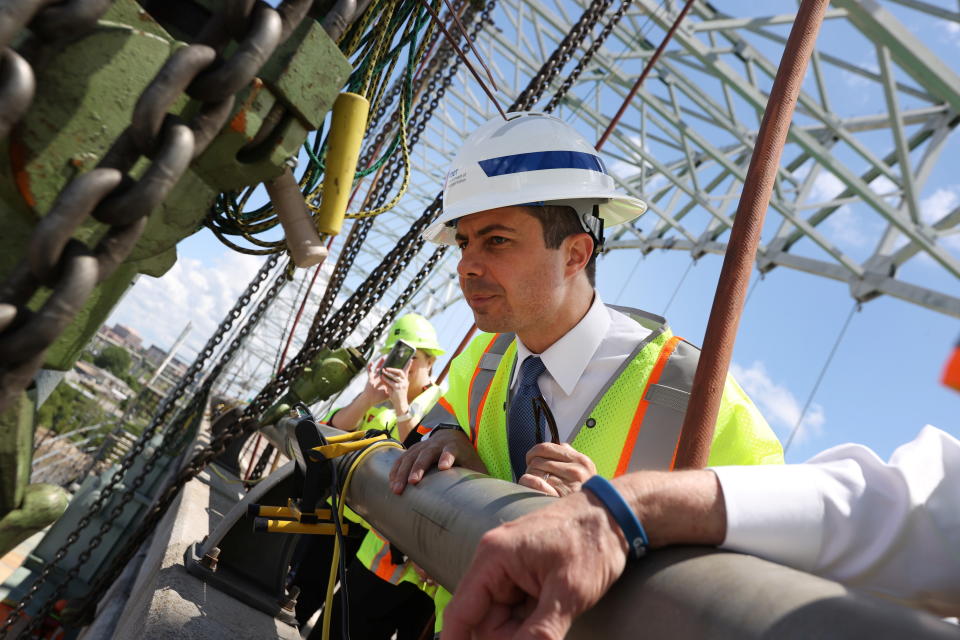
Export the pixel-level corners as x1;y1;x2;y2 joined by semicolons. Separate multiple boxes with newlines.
328;313;446;442
292;314;447;639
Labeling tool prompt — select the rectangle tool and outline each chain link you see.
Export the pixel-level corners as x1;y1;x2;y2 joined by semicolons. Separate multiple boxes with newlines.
0;0;309;415
544;0;633;113
61;257;292;626
0;255;286;638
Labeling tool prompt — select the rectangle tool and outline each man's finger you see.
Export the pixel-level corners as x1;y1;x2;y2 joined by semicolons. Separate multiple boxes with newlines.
525;459;592;481
408;445;442;484
442;560;498;640
444;539;529;640
390;448;421;493
518;473;559;496
525;442;574;466
437;445;458;470
514;580;577;640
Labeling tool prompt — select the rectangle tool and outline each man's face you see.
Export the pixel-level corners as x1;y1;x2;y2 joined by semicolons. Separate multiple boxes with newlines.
455;207;567;334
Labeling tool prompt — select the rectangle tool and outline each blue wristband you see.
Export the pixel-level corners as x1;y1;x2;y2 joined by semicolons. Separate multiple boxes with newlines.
582;475;649;560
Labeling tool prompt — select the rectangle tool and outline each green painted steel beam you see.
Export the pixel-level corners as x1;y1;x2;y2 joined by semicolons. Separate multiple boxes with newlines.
835;0;960;114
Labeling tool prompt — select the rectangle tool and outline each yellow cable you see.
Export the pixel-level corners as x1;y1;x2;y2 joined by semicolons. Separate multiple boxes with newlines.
341;95;410;220
360;0;396;97
321;439;404;640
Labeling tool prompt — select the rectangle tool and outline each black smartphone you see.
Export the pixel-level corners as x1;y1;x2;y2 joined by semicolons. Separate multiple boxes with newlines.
382;339;416;372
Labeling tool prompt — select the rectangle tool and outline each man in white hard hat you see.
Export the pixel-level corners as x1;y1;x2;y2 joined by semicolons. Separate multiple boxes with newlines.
385;112;784;632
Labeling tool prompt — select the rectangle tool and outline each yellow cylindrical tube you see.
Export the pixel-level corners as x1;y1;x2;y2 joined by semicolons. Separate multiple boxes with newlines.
316;92;369;236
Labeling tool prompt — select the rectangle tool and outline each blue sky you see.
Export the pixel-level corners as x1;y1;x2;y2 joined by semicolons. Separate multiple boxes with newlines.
108;0;959;465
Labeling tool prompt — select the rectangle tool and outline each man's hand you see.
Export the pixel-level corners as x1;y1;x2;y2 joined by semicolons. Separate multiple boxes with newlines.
389;429;487;494
441;471;728;639
441;490;628;640
518;443;597;497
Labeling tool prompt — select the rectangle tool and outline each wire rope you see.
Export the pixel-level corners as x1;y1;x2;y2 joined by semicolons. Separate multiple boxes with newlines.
782;300;860;454
661;258;694;316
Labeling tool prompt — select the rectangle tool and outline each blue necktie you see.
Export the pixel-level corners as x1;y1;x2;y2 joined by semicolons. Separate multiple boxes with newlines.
508;356;547;480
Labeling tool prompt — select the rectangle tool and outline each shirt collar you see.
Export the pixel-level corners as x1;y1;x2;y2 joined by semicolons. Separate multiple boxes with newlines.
514;292;609;396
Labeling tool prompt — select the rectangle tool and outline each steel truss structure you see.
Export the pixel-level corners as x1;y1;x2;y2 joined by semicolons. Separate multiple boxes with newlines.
217;0;960;399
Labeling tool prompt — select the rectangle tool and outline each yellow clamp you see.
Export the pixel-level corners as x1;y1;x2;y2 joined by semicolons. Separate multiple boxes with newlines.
252;504;333;521
255;519;350;535
312;433;387;460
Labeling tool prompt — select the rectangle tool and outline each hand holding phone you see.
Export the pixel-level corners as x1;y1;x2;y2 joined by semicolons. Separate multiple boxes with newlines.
381;339;416;373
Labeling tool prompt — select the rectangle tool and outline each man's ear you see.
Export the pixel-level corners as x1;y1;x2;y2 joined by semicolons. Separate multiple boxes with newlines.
563;232;594;278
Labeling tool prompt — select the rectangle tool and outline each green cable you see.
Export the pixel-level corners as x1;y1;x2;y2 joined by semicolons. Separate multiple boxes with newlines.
208;0;435;252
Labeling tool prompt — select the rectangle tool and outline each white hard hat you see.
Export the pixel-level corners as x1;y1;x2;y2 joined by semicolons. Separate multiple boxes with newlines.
423;112;647;245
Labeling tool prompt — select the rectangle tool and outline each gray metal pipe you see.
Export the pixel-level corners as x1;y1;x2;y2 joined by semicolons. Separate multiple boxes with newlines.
334;436;957;639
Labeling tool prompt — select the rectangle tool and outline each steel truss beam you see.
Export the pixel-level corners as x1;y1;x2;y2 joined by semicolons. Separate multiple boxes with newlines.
221;0;960;400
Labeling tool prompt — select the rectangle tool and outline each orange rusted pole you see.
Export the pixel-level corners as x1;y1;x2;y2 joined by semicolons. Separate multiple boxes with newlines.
672;0;831;469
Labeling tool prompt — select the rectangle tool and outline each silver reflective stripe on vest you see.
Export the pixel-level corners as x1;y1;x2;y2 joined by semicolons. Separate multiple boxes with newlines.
566;315;668;444
626;339;699;473
420;396;456;430
467;333;515;434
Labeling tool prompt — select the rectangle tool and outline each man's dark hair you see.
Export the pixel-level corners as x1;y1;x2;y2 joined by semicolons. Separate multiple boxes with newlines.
523;205;597;286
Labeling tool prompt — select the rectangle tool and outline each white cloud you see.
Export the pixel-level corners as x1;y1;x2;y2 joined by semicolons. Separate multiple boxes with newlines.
938;19;960;45
869;175;899;205
825;205;869;247
607;135;651;179
921;187;959;225
730;360;825;446
809;170;845;202
803;170;871;246
921;186;960;251
107;251;268;358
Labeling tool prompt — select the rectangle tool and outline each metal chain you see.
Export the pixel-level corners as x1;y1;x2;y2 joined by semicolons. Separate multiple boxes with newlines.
246;443;276;484
511;0;612;112
0;0;312;415
360;245;448;354
543;0;633;113
309;0;484;334
0;0;114;141
0;256;286;637
41;259;291;631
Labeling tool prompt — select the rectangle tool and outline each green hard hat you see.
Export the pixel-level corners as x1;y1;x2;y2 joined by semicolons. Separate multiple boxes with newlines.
380;313;445;356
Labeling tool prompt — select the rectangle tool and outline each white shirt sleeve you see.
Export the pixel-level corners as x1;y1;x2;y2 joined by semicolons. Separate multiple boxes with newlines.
712;425;960;617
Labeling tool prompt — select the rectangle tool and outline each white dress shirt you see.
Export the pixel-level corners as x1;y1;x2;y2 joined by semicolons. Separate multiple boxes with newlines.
512;292;652;442
714;425;960;616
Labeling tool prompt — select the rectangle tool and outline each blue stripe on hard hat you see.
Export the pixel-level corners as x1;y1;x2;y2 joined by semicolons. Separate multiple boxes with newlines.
478;150;605;178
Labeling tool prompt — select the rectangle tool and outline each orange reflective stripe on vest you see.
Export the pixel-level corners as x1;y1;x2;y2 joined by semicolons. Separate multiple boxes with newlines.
370;532;405;583
468;333;514;445
615;336;683;476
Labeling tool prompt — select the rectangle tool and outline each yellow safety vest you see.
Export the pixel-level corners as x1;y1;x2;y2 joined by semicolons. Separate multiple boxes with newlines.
351;383;445;587
423;305;784;631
